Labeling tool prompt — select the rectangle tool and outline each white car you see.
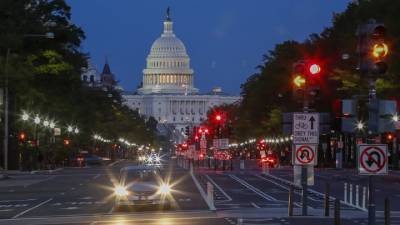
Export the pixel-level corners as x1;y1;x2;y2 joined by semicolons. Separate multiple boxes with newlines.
114;165;171;210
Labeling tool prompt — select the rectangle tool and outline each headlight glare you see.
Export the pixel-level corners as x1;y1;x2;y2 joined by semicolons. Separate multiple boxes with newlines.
115;186;128;197
159;183;171;194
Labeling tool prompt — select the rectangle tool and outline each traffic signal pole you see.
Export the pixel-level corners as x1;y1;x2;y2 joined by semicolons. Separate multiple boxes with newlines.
301;78;309;216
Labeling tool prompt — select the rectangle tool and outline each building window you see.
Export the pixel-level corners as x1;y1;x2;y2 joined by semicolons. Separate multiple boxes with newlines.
181;117;183;121
173;117;176;122
83;75;88;82
192;117;194;122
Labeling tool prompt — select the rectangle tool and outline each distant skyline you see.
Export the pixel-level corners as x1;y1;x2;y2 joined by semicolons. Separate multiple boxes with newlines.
67;0;350;95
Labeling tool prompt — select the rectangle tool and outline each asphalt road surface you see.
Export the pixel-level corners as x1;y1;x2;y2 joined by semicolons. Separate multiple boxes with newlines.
1;159;399;225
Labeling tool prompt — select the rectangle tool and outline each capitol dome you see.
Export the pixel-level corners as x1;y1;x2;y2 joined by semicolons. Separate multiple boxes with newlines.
138;9;198;95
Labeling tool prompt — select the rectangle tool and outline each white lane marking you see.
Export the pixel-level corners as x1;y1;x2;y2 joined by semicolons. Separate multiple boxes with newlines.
108;159;125;167
251;202;260;208
204;174;233;202
0;209;13;212
263;173;365;212
92;174;101;179
229;175;277;201
190;172;216;210
0;199;36;203
80;197;93;200
254;174;312;208
12;198;53;218
62;207;79;210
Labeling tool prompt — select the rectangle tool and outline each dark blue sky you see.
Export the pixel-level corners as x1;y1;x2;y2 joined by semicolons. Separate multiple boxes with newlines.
67;0;350;95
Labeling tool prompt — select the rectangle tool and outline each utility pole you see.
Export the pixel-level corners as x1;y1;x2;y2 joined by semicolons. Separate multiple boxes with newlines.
2;48;10;171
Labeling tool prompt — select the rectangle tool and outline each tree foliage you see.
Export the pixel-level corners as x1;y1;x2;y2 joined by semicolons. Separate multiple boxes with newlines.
0;0;157;153
225;0;400;141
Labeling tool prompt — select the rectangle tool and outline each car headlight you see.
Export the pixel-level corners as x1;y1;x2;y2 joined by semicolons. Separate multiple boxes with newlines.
115;186;128;197
158;183;171;195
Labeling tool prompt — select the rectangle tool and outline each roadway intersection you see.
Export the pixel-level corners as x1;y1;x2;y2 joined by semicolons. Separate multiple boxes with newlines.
0;159;399;224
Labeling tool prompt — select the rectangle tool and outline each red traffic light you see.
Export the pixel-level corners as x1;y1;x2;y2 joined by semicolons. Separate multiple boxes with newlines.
215;114;222;121
64;139;70;146
387;133;394;141
19;132;26;141
309;63;321;75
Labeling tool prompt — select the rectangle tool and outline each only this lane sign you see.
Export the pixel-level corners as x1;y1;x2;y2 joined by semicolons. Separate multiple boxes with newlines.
293;113;320;144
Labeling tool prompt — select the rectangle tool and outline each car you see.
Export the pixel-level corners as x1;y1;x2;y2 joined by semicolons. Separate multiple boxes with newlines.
114;165;171;210
74;154;103;166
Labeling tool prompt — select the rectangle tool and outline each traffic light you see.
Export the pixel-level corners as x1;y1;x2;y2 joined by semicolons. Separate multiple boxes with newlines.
18;132;26;142
292;62;306;101
184;126;190;136
357;19;388;76
215;114;222;122
64;139;70;146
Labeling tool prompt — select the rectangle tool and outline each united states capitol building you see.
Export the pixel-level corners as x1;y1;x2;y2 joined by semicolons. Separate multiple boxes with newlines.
84;10;240;142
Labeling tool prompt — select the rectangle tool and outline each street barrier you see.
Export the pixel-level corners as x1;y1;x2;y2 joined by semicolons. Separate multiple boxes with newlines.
324;183;330;217
334;198;341;225
207;182;215;210
240;160;245;170
344;182;367;211
385;197;390;225
288;186;294;216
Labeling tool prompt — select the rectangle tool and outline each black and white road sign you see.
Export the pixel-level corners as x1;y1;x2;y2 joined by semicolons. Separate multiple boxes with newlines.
294;144;317;165
293;113;319;144
358;144;388;175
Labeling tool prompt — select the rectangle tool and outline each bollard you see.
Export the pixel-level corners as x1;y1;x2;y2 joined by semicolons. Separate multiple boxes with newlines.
344;183;348;203
207;182;215;210
356;185;359;207
349;184;353;205
288;186;294;217
362;186;367;209
334;198;341;225
240;160;245;170
324;183;330;217
230;159;233;171
385;198;390;225
214;159;217;171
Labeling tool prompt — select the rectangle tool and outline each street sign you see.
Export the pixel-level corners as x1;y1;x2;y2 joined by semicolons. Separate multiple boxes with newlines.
358;144;388;175
188;145;196;159
200;139;207;149
294;144;317;166
213;138;229;149
293;113;320;144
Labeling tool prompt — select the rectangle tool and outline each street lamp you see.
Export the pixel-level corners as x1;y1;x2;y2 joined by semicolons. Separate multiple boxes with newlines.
356;120;365;131
34;115;41;125
74;128;79;134
49;121;55;129
67;126;73;133
21;112;29;121
43;120;50;127
392;113;399;122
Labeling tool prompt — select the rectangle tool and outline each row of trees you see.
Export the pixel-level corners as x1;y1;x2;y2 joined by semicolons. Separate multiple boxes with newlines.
205;0;400;142
0;0;158;169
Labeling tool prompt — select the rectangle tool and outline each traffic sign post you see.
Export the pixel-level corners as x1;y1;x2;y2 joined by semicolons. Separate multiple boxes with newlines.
292;113;319;216
294;144;317;166
358;144;388;225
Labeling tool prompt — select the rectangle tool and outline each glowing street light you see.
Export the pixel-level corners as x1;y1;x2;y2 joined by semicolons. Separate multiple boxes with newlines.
43;120;49;127
356;121;365;131
49;121;55;129
67;126;73;133
392;113;399;122
22;112;29;121
74;128;79;134
34;115;41;125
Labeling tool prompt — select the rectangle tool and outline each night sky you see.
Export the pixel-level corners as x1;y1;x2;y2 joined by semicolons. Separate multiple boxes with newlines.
66;0;350;95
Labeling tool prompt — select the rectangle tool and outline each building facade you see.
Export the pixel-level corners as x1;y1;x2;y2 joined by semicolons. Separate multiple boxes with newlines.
122;10;240;141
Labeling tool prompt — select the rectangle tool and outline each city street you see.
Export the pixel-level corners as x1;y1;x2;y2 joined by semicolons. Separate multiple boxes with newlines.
1;159;399;225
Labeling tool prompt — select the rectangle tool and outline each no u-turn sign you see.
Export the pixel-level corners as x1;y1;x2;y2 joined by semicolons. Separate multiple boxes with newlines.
358;144;388;175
